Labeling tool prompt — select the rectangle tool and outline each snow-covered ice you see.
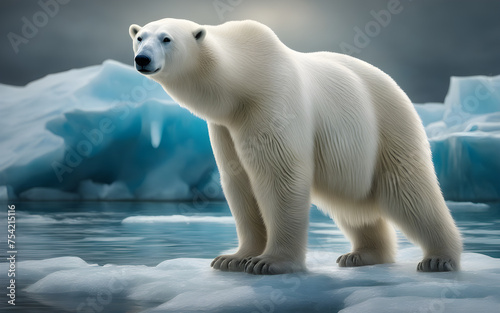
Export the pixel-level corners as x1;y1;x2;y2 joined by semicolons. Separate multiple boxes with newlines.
0;61;499;202
0;249;498;313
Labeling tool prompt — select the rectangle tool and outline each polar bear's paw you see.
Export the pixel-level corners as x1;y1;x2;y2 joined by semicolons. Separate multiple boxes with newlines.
211;254;251;272
242;255;305;275
336;250;387;267
417;256;457;272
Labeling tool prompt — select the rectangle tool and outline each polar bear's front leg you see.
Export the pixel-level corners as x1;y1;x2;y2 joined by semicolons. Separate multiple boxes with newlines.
208;124;267;272
237;132;313;275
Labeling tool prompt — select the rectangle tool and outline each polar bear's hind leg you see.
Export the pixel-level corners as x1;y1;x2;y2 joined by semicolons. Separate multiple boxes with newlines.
335;216;397;267
377;148;463;272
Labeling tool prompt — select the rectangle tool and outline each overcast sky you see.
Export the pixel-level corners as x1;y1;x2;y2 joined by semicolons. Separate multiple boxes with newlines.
1;0;499;103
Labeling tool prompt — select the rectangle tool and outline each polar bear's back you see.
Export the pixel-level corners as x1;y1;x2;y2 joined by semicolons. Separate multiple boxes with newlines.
203;20;431;200
301;52;431;202
207;20;283;48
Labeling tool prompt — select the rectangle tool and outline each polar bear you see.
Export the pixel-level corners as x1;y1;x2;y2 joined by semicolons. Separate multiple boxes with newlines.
129;18;462;274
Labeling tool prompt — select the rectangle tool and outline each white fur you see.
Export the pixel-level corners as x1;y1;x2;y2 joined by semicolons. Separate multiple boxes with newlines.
130;19;462;274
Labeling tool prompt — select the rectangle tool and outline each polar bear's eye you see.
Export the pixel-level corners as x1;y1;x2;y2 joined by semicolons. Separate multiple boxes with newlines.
163;37;171;43
137;37;142;42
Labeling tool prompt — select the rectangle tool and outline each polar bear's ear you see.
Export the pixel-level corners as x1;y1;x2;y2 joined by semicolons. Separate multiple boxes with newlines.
129;24;142;39
193;28;206;42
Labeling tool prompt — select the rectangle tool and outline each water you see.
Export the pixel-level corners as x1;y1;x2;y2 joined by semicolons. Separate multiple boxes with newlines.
0;201;499;312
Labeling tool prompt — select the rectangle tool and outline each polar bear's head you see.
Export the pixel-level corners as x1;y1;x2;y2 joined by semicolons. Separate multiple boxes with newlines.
129;19;206;78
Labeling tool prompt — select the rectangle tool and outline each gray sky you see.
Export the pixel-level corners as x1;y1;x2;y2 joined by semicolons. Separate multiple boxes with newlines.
1;0;499;103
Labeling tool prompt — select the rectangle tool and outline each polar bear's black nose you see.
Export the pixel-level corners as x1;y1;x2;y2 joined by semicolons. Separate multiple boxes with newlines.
135;55;151;67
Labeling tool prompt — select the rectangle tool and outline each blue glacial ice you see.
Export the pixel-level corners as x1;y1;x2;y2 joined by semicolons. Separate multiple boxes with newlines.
0;60;499;201
415;75;500;201
0;60;221;201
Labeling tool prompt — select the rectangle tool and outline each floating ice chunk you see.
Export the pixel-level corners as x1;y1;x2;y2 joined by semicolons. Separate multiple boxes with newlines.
15;211;117;225
0;257;93;283
122;215;235;224
81;237;145;242
17;213;59;224
446;201;490;211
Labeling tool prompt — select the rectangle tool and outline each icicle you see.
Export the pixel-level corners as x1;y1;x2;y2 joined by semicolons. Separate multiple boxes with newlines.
150;119;163;149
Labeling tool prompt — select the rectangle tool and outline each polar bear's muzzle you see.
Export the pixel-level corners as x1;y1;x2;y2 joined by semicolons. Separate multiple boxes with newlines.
135;54;160;75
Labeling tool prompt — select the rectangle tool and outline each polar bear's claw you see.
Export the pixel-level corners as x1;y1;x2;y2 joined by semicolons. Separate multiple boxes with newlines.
211;254;247;272
337;252;363;267
336;251;385;267
244;257;274;275
242;256;304;275
417;257;456;272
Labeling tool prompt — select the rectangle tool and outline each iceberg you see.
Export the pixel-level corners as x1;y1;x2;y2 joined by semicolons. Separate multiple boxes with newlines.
0;60;222;201
416;76;500;201
0;60;498;201
1;249;499;313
